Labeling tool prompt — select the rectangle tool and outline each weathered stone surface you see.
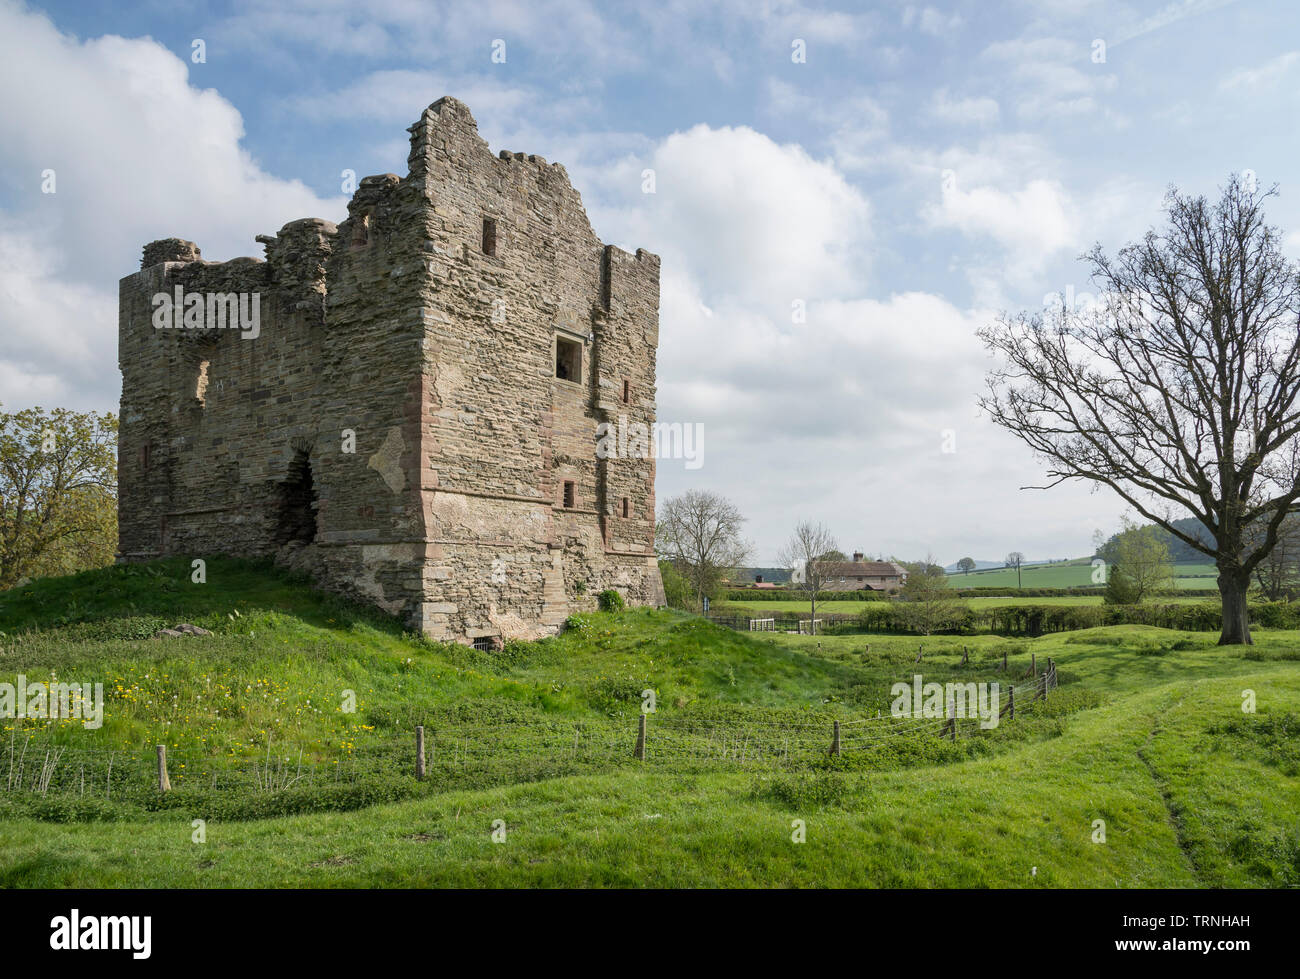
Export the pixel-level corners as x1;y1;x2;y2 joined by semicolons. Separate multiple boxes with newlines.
118;98;665;642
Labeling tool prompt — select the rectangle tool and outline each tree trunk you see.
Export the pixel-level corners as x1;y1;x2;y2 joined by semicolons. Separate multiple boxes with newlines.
1218;571;1252;645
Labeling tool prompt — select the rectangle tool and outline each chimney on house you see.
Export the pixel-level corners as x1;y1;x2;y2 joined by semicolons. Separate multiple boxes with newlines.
852;551;864;563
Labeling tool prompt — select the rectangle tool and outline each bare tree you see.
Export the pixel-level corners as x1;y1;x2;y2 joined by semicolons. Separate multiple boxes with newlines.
980;176;1300;644
1004;551;1025;590
1250;514;1300;600
778;521;838;635
655;490;751;611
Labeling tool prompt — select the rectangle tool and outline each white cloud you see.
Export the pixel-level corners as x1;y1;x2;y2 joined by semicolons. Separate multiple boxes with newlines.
575;121;1122;561
1113;0;1243;45
903;5;965;35
592;124;871;310
982;36;1117;120
929;88;1000;126
923;178;1078;280
283;69;580;144
0;2;343;411
1220;51;1299;91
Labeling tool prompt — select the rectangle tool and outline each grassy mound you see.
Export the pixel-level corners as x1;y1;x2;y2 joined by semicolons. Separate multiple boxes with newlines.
1;559;1297;887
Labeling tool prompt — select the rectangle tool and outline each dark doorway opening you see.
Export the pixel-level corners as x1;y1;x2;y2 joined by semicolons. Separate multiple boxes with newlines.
276;449;317;544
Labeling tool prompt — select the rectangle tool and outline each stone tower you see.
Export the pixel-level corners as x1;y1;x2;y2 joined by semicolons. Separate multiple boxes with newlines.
117;97;665;643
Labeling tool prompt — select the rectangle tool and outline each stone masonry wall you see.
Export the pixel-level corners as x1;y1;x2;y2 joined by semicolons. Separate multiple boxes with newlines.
118;97;664;642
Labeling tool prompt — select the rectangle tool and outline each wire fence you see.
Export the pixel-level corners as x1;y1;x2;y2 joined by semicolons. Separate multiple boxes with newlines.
1;664;1059;801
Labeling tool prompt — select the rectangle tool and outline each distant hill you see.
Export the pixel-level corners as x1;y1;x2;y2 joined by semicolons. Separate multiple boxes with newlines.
1149;517;1215;563
944;559;1003;572
945;558;1076;574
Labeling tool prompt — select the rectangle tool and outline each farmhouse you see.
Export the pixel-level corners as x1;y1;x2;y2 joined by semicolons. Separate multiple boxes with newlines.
116;97;665;644
822;553;908;591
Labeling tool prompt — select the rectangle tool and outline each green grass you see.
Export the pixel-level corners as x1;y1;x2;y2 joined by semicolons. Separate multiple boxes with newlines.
0;559;1296;887
948;560;1219;591
721;596;1209;615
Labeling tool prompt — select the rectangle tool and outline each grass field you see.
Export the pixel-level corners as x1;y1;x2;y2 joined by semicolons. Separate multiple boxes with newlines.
720;595;1211;615
0;558;1296;888
947;559;1219;591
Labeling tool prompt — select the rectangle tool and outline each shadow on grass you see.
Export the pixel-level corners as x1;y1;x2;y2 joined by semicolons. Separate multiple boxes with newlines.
0;555;406;641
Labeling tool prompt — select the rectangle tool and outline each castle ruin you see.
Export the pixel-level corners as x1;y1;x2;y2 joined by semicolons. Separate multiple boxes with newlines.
117;97;665;643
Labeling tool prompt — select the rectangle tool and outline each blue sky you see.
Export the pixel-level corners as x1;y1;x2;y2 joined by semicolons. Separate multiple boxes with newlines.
2;0;1298;564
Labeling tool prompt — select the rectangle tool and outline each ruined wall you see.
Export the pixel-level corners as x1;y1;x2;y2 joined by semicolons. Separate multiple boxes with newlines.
118;97;664;642
403;98;663;640
117;227;335;562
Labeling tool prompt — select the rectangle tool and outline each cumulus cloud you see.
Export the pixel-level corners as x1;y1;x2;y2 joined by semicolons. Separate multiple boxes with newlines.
575;121;1114;559
591;124;872;311
922;177;1077;275
0;1;343;410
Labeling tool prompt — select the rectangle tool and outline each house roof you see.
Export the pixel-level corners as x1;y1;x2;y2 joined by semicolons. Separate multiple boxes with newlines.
728;566;793;584
820;560;906;577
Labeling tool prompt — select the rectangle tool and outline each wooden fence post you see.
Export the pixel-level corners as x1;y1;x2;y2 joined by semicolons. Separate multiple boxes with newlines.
915;645;923;664
961;646;969;666
831;720;841;756
415;726;426;780
156;745;171;793
1007;684;1015;720
948;699;958;740
1001;650;1007;671
634;713;647;760
1027;652;1036;678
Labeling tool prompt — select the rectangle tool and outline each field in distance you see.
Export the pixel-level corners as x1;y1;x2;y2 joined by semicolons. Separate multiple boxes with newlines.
945;559;1219;591
721;595;1213;615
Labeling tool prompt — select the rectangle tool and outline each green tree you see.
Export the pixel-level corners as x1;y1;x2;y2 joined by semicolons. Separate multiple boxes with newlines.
1102;564;1141;604
898;555;969;635
1096;518;1173;603
0;405;118;588
957;557;977;575
657;559;693;610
